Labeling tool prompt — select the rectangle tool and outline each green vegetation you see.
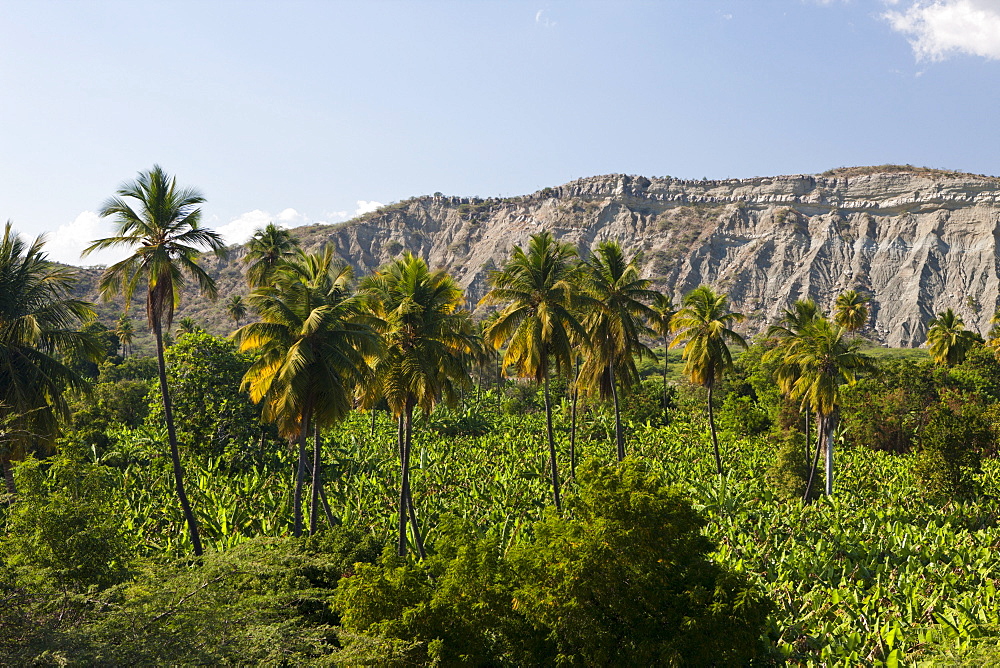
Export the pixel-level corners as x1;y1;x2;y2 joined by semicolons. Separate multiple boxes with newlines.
9;183;1000;665
819;164;987;179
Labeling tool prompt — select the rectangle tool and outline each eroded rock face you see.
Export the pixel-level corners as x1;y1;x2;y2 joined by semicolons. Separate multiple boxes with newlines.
295;169;1000;347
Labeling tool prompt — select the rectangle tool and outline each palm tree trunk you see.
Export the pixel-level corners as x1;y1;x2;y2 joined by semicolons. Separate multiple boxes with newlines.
305;459;339;530
803;413;824;502
825;411;837;497
570;358;580;477
153;320;203;557
543;376;562;511
662;337;669;420
707;382;723;476
318;481;337;530
397;402;425;558
370;408;377;437
477;359;485;401
292;415;308;538
309;423;321;536
397;413;407;556
611;365;624;462
404;406;426;560
1;456;15;497
804;408;810;463
570;384;578;477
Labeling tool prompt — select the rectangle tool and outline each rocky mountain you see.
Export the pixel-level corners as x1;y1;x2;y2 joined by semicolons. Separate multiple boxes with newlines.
75;165;1000;348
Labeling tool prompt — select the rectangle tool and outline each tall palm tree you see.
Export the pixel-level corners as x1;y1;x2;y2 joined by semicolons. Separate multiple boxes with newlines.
115;313;135;358
766;299;820;393
577;241;656;461
361;252;478;557
226;294;247;328
927;308;981;366
649;291;676;420
84;165;227;557
0;223;99;494
765;299;821;457
834;290;869;334
243;222;299;288
768;299;820;340
670;285;747;476
481;231;585;511
236;246;380;537
778;317;873;497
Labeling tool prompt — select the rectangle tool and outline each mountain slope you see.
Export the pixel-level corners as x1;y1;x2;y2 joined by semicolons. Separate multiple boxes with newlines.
74;165;1000;348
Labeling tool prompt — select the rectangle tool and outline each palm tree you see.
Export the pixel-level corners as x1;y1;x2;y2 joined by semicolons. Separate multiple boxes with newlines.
178;317;199;335
834;290;869;334
927;308;981;366
361;252;478;557
243;222;298;288
987;310;1000;354
0;223;100;494
766;299;820;393
84;165;227;557
670;285;746;476
649;291;676;419
236;246;380;537
778;317;873;497
481;232;585;511
226;294;247;328
115;313;135;358
765;299;821;455
577;241;656;461
768;299;820;340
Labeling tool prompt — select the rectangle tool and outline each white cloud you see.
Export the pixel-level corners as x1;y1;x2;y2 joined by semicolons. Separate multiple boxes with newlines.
276;207;301;223
535;9;555;27
45;211;128;266
355;200;384;215
885;0;1000;60
213;206;361;245
214;209;275;246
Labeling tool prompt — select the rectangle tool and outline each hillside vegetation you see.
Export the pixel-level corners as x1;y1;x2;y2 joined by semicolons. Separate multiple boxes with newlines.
6;167;1000;665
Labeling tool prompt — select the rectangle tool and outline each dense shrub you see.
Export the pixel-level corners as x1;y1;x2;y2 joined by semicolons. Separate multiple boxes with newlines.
718;391;770;436
145;331;262;459
62;531;381;666
766;431;821;501
2;449;134;591
912;404;990;501
336;529;546;665
335;459;773;666
512;458;773;666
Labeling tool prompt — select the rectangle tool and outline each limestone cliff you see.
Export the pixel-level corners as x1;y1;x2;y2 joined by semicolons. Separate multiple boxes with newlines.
280;166;1000;347
78;166;1000;348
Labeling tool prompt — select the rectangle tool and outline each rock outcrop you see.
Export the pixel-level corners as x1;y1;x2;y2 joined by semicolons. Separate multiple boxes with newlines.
75;166;1000;348
287;167;1000;346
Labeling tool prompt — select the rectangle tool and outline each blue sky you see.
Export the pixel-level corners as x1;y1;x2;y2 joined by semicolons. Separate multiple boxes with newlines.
2;0;1000;264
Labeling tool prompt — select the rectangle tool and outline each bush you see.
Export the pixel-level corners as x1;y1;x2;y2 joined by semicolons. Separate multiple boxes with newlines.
426;406;492;437
145;331;261;459
336;528;546;666
620;378;673;426
912;404;989;501
3;450;134;591
65;531;383;666
766;431;821;501
335;460;774;665
718;392;770;436
511;458;774;665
